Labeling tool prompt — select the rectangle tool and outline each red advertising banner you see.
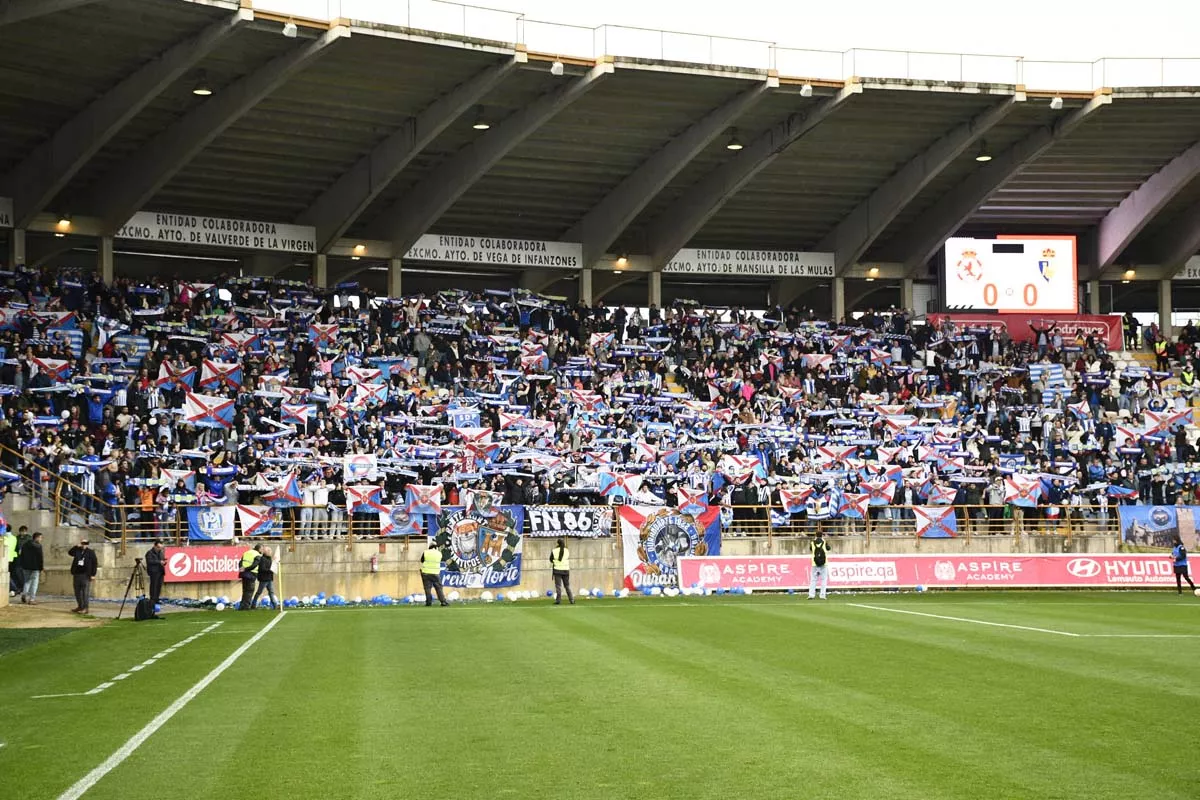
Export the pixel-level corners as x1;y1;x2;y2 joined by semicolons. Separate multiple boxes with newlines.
926;313;1123;351
164;545;243;583
678;553;1194;591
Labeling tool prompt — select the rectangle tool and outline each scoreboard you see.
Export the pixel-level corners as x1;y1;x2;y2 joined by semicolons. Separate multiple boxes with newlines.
943;235;1078;313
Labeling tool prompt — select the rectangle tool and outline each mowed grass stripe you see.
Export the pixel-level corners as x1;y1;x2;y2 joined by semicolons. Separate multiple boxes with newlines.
737;600;1192;796
0;615;275;800
549;605;1032;799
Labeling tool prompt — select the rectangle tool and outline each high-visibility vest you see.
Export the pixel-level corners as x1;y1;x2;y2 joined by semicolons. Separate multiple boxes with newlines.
420;548;442;575
241;549;258;570
1155;341;1167;356
1183;369;1195;386
550;547;570;572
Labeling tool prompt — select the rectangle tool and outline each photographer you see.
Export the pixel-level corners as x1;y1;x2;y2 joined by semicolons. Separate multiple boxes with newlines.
144;540;166;610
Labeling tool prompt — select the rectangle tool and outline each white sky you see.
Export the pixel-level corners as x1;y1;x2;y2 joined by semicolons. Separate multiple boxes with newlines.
267;0;1200;62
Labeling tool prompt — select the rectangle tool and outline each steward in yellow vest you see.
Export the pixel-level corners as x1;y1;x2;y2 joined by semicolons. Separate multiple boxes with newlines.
419;545;448;607
549;538;575;605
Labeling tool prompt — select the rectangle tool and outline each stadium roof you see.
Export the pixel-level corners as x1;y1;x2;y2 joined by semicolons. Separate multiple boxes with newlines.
2;0;1200;287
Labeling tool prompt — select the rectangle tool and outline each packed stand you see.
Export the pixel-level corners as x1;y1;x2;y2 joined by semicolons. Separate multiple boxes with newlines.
0;264;1195;543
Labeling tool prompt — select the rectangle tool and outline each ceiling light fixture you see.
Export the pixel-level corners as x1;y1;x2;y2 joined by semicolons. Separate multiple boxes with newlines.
725;129;744;151
974;140;992;162
191;71;213;97
1049;96;1064;110
282;21;298;38
353;244;367;256
550;60;564;76
799;83;813;97
471;106;490;130
616;255;629;268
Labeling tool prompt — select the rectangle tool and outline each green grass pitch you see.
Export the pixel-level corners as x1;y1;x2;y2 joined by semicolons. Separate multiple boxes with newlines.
1;591;1198;800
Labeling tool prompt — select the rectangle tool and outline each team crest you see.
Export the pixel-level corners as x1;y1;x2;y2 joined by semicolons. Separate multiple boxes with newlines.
1038;248;1056;282
955;249;983;282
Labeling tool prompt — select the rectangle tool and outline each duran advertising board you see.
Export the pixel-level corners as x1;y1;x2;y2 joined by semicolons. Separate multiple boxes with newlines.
678;553;1195;591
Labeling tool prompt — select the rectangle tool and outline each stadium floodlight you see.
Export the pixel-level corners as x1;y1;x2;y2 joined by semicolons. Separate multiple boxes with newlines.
550;60;564;76
799;83;813;97
191;72;213;97
725;129;744;151
471;106;490;130
1050;96;1064;110
282;21;298;38
974;140;992;162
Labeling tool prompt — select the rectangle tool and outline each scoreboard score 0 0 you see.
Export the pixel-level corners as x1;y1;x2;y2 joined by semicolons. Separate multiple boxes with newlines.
943;235;1078;313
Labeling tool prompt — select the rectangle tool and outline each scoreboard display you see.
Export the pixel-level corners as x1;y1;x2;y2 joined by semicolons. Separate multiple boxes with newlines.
943;235;1078;313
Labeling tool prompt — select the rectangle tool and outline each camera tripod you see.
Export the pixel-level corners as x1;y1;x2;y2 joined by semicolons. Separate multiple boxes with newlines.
116;558;147;620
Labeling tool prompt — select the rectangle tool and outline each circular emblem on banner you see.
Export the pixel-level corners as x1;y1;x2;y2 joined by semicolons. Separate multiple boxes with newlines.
345;455;373;480
389;507;412;530
168;552;191;578
637;510;707;575
1151;508;1171;527
933;560;956;582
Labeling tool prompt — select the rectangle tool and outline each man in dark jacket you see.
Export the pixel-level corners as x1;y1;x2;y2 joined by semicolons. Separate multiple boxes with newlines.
68;538;98;614
252;545;278;610
19;532;43;604
144;540;166;608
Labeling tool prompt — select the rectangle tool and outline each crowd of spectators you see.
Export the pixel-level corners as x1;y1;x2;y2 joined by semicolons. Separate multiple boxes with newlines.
0;263;1197;542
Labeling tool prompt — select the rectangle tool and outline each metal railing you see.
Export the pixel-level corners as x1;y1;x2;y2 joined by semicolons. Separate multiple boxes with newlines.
1;444;121;535
87;501;1116;555
242;0;1200;91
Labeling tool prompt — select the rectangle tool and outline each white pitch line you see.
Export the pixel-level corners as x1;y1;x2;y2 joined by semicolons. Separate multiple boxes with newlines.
56;612;287;800
848;603;1081;637
34;622;223;701
1084;633;1200;638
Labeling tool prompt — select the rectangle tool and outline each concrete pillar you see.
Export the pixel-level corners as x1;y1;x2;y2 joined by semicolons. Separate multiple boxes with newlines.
312;253;327;288
579;267;593;306
1159;279;1173;339
648;270;662;308
832;276;845;322
900;278;914;312
1087;280;1100;315
387;257;402;298
8;228;26;267
97;235;114;283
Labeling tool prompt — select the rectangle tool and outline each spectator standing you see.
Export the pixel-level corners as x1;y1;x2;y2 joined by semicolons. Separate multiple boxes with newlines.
68;538;98;614
549;537;574;605
419;542;449;607
19;532;43;604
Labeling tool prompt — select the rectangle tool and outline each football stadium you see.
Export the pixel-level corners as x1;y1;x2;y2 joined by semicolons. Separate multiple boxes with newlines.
2;1;1200;798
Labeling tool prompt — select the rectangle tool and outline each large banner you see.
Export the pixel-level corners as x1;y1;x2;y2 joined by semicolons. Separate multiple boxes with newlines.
926;313;1122;351
619;505;721;591
186;505;236;541
1119;505;1200;549
431;505;524;589
164;545;242;582
678;553;1197;591
526;505;613;538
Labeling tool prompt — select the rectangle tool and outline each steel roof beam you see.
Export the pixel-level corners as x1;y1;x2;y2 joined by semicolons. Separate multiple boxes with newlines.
1096;139;1200;269
88;26;350;235
1156;204;1200;272
818;94;1024;273
893;95;1111;274
298;54;524;253
0;0;102;26
563;80;774;266
2;10;252;228
371;62;613;255
643;83;861;269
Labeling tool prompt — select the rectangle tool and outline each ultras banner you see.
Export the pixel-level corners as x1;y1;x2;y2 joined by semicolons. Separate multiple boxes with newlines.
1118;505;1200;549
619;505;721;591
526;505;613;538
431;504;525;589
